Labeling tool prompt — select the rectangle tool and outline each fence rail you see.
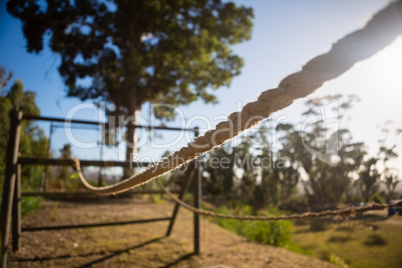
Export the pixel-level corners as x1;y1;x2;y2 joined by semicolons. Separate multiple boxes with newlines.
22;114;198;132
1;112;201;268
18;156;152;168
22;217;172;232
21;190;179;199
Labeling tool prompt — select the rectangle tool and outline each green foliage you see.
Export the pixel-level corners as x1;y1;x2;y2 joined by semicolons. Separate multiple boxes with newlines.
7;0;253;169
150;194;166;205
7;0;253;121
369;192;383;204
203;143;236;198
51;144;81;191
21;196;42;217
201;95;371;207
279;95;366;204
0;73;47;218
213;204;292;247
359;158;381;202
329;254;349;268
201;94;401;208
183;192;194;203
283;243;314;257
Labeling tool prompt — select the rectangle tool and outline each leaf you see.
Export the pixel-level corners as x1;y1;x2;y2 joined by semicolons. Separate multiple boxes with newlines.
71;172;80;179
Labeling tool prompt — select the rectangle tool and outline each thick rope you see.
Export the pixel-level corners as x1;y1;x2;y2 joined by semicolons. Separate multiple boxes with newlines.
156;179;402;221
74;1;402;195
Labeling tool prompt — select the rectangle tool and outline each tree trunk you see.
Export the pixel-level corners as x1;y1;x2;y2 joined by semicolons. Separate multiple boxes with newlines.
124;107;141;179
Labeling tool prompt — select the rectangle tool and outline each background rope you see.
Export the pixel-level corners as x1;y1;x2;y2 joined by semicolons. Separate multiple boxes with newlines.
74;1;402;195
156;179;402;221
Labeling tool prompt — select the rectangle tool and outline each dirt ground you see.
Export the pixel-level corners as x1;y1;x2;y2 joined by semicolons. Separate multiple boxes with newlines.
7;197;335;268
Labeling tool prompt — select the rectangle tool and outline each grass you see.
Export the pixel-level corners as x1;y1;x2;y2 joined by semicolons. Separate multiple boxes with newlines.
0;195;42;218
291;213;402;268
150;194;167;204
210;203;402;268
150;195;402;267
1;184;42;218
21;196;42;217
211;204;312;256
213;205;292;246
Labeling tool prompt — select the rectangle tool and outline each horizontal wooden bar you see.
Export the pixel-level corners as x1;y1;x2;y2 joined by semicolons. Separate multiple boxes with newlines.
18;157;152;168
23;114;106;126
22;114;197;132
21;190;179;198
22;217;171;232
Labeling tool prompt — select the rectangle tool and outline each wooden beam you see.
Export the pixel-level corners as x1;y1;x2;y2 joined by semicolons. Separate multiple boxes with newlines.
18;157;152;168
1;111;22;268
12;162;21;252
22;217;171;232
21;190;179;199
22;114;197;132
166;162;195;236
194;157;202;255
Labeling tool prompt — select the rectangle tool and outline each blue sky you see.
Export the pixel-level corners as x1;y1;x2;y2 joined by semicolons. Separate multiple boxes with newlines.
1;0;401;172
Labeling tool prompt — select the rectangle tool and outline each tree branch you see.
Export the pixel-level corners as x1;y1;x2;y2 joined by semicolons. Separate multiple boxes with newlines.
48;19;125;47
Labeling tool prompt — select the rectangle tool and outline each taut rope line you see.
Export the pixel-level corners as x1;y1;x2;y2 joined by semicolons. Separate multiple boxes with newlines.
73;1;402;195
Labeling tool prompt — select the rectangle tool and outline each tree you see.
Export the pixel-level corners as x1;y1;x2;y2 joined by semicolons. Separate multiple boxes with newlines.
7;0;254;175
53;144;81;190
378;131;400;202
0;67;13;95
235;136;257;204
276;95;366;205
254;125;278;207
359;157;380;202
0;71;49;191
384;173;399;202
203;144;235;197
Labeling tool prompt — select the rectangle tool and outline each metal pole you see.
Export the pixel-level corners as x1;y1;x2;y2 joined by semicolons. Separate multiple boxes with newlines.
193;127;201;254
12;161;21;252
1;111;22;268
98;141;103;187
41;122;54;191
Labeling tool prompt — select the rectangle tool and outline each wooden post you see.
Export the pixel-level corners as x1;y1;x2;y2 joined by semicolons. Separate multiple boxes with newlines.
193;127;201;255
98;144;103;186
194;155;202;255
166;162;195;236
12;160;21;252
1;111;22;268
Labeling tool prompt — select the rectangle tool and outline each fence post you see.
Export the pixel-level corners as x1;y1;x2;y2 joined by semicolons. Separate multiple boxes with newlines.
12;157;22;252
166;162;195;236
1;110;22;268
193;127;201;255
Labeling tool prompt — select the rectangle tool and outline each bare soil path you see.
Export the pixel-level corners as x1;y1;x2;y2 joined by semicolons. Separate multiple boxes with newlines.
8;197;335;267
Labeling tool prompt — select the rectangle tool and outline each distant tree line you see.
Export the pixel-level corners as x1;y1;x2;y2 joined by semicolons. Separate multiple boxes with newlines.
0;68;48;193
1;68;400;209
168;95;401;210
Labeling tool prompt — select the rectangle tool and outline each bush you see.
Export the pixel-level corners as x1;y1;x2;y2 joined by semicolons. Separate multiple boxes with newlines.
0;185;42;218
213;204;292;247
21;196;42;217
370;192;383;204
329;254;349;268
150;194;166;204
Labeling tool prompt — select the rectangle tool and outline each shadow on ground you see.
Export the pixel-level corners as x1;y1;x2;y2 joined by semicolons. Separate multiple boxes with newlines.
11;237;166;267
363;234;387;246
